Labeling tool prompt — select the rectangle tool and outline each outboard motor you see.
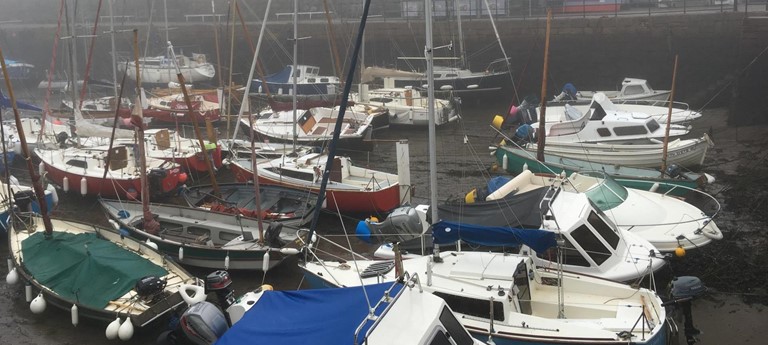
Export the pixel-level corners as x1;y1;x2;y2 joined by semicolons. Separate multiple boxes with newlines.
665;163;682;178
666;276;707;344
355;206;424;244
264;222;284;248
135;275;167;303
55;131;69;148
12;190;35;212
178;302;229;345
205;270;235;311
148;168;169;195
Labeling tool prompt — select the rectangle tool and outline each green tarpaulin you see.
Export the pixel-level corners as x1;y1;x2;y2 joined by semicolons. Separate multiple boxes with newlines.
21;231;168;309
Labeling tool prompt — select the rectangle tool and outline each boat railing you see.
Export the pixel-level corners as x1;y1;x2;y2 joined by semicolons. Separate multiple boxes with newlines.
616;178;722;220
614;98;692;111
354;273;422;345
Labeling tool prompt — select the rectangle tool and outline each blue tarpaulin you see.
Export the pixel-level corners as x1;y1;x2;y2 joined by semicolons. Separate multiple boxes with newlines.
215;282;403;345
432;220;557;253
0;89;42;112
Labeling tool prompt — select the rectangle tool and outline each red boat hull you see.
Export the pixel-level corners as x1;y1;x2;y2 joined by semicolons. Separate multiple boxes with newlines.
168;145;224;173
229;162;400;214
43;163;182;199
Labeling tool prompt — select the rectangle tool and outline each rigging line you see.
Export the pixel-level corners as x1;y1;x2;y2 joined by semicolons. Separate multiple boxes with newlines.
696;41;768;113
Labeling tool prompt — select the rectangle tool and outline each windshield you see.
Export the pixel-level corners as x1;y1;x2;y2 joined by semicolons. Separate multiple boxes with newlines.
581;171;628;211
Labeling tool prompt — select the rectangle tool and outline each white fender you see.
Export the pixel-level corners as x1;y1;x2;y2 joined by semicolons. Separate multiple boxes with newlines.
280;248;300;255
502;154;508;171
224;253;230;270
6;258;12;273
262;251;270;272
649;182;660;193
62;176;70;192
6;267;19;285
46;184;59;206
25;283;32;302
178;247;184;261
71;304;79;326
108;219;120;231
30;293;46;314
145;238;158;251
105;316;121;340
179;284;206;306
80;177;87;196
38;161;45;177
118;317;134;341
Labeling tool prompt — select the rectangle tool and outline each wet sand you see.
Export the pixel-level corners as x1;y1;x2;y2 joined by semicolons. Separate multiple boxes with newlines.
1;103;766;344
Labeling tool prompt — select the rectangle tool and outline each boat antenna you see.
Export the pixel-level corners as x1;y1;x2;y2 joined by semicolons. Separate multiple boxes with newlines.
305;0;373;251
661;55;679;175
167;41;221;198
291;0;298;153
536;8;552;162
0;47;54;237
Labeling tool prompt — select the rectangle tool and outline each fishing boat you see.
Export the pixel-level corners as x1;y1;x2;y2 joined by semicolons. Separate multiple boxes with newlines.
181;182;318;227
491;144;712;196
250;64;341;108
100;198;305;270
352;86;460;126
0;59;34;81
553;78;671;103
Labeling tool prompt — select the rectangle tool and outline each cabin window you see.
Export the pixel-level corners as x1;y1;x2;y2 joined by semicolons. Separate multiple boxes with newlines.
188;226;210;238
513;261;532;315
428;331;452;345
219;232;240;242
588;212;620;249
537;238;591;267
570;224;611;265
613;125;648;136
159;221;183;235
65;159;88;169
369;97;393;104
432;292;504;321
310;67;319;75
624;84;645;96
446;74;458;77
266;167;315;182
596;128;612;137
320;78;329;83
439;306;474;345
646;119;660;133
307;78;316;83
434;74;442;79
294;69;301;78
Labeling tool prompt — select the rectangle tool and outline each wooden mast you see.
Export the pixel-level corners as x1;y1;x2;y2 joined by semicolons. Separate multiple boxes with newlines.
0;47;54;236
661;55;679;175
536;8;552;162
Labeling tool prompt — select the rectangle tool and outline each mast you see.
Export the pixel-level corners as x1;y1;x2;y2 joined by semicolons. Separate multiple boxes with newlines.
661;55;679;174
0;48;54;236
237;0;274;243
168;42;220;198
454;0;465;69
107;0;118;100
291;0;298;152
536;9;552;162
425;0;441;261
130;30;160;234
305;0;373;245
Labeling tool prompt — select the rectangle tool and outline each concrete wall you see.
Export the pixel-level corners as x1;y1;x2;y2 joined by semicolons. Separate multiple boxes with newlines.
1;8;766;123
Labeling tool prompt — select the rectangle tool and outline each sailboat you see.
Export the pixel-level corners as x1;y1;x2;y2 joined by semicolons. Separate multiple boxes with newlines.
116;0;214;84
2;38;200;342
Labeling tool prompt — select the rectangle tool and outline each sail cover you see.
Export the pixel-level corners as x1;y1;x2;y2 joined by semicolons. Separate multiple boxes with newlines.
432;220;557;253
21;231;168;309
215;282;403;345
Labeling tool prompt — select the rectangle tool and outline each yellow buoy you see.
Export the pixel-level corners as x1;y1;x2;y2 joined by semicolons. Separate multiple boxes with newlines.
492;115;504;130
675;246;686;257
369;216;379;223
260;284;274;291
464;189;477;204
